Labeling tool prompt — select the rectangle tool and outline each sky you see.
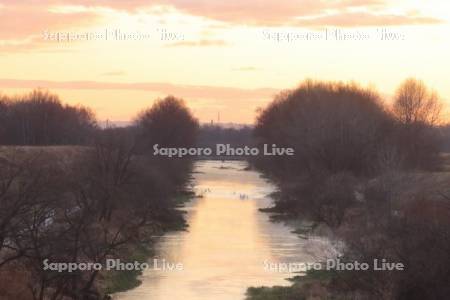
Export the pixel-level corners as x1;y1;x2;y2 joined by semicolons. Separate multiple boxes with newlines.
0;0;449;124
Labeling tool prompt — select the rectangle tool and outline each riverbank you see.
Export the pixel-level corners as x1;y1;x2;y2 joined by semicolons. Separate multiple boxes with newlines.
100;192;193;297
246;166;450;299
246;270;335;300
0;144;197;300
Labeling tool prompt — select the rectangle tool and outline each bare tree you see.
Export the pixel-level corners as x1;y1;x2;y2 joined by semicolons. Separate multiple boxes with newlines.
391;79;443;170
392;78;442;126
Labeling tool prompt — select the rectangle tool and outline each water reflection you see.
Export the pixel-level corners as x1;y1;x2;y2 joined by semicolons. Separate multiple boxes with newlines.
114;160;332;300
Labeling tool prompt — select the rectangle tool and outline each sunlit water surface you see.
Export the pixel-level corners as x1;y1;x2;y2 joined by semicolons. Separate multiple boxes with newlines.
114;160;335;300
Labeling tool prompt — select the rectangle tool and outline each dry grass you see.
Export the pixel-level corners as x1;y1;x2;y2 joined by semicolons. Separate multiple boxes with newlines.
0;145;88;154
0;145;89;162
0;262;32;300
441;152;450;172
0;146;92;176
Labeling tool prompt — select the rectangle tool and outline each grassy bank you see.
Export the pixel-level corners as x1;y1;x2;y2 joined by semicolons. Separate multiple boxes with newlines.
246;270;336;300
248;169;450;299
441;152;450;172
102;244;154;295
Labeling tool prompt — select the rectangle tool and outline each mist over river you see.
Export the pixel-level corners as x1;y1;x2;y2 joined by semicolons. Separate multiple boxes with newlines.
114;160;335;300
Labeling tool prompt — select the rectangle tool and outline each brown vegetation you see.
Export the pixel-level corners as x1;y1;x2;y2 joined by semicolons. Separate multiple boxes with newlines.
0;95;198;300
251;79;450;299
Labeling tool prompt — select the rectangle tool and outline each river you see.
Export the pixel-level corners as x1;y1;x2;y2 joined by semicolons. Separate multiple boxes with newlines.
114;160;335;300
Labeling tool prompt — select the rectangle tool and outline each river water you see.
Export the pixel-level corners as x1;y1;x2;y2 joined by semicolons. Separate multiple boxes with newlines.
114;160;335;300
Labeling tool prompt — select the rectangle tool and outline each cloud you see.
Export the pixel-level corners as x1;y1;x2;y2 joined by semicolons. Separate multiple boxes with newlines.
166;39;229;47
155;0;441;27
0;5;101;39
0;78;279;100
0;36;78;54
101;70;127;76
0;0;443;56
294;12;443;27
231;67;258;72
0;0;442;39
0;1;151;11
160;0;383;25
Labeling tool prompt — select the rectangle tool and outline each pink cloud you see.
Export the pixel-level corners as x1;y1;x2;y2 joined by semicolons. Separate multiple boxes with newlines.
0;0;443;55
0;0;442;33
152;0;386;26
0;4;101;39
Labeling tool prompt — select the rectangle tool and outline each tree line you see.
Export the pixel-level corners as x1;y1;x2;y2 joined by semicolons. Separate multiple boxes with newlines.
0;92;198;300
254;78;443;178
249;78;450;299
0;90;97;145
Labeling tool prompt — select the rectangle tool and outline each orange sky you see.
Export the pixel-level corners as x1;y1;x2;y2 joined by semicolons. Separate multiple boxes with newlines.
1;0;449;124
